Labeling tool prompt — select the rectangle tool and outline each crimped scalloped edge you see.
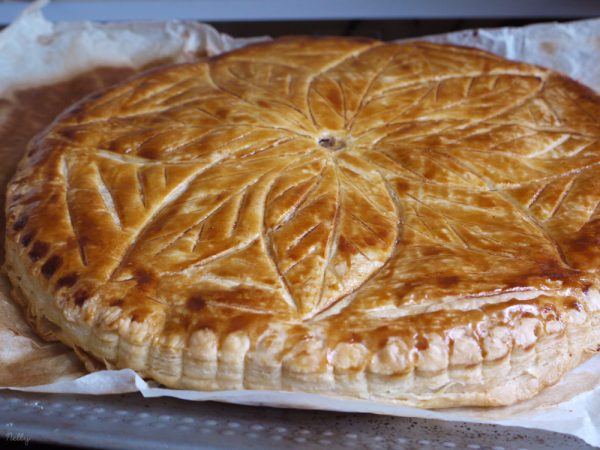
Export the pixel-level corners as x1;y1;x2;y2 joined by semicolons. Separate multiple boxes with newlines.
5;236;600;408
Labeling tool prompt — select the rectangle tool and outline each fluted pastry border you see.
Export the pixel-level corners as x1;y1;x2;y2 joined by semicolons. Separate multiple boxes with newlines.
6;236;600;407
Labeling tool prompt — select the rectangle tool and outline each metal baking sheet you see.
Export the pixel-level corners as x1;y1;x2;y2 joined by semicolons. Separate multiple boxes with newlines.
0;390;593;449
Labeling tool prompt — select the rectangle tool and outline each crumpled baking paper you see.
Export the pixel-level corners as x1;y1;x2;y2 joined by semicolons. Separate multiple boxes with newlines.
3;1;600;446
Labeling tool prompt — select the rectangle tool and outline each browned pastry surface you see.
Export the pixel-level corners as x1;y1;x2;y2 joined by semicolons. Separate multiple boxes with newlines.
0;66;154;386
5;37;600;407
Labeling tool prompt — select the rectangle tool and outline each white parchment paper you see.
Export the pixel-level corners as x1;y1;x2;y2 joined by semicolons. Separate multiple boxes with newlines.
3;1;600;446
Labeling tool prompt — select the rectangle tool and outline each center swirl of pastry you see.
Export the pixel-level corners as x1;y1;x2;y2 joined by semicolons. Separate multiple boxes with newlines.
318;133;346;151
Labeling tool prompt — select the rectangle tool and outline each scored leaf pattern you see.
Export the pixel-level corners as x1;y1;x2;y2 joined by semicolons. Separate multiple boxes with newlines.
30;38;600;320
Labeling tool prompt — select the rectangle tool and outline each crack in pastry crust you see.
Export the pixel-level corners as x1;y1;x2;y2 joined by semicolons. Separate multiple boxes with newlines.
5;37;600;407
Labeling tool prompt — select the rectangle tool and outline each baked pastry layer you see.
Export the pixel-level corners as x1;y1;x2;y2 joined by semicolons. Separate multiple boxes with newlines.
5;37;600;407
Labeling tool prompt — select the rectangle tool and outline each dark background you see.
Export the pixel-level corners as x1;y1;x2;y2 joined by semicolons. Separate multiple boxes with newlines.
210;18;580;40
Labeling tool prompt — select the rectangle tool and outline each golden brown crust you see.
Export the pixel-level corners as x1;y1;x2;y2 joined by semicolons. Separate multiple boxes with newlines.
5;37;600;407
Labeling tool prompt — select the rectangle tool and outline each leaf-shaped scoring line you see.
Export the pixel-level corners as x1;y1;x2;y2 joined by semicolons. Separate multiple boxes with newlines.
104;134;312;270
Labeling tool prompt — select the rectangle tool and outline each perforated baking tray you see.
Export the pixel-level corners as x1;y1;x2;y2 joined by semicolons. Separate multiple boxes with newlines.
0;389;593;449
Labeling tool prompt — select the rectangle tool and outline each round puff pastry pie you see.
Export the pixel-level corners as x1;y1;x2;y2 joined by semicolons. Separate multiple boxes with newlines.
5;37;600;408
